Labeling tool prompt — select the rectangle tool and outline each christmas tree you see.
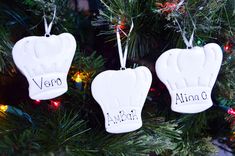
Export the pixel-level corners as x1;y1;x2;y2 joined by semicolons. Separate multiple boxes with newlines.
0;0;235;155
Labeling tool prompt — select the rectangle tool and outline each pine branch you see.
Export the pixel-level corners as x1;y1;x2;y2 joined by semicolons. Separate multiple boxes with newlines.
74;119;181;156
73;51;105;75
174;136;217;156
99;0;160;59
155;0;228;47
0;109;91;155
215;52;235;101
34;111;89;153
21;0;81;34
0;28;15;76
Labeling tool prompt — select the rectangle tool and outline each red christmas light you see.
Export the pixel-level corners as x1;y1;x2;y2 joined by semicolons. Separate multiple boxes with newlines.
165;2;177;11
224;42;233;53
228;108;235;116
150;88;156;92
224;45;230;51
115;24;126;32
50;99;61;109
34;99;41;105
156;0;185;14
119;21;126;30
157;2;177;14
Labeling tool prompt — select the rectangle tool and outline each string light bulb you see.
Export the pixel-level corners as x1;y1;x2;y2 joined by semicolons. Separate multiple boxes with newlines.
34;99;41;105
72;71;92;90
224;45;230;51
0;105;8;112
197;40;202;45
224;42;233;53
72;72;82;83
50;99;61;109
156;0;185;14
118;21;126;30
228;108;235;116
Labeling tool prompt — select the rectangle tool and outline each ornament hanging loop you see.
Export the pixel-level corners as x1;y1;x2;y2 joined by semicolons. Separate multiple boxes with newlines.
120;67;126;70
183;29;195;49
44;5;57;37
116;18;134;69
174;18;196;49
173;0;196;49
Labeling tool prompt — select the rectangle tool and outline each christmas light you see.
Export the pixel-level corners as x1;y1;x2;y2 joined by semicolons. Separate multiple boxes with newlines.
53;101;59;107
150;88;156;92
0;105;8;112
119;21;126;30
50;100;61;109
228;108;235;116
72;71;83;89
224;42;233;53
72;71;92;89
34;99;41;105
197;40;201;45
196;40;202;46
114;24;126;33
113;18;127;33
165;2;177;9
224;45;230;51
72;72;82;83
156;0;185;14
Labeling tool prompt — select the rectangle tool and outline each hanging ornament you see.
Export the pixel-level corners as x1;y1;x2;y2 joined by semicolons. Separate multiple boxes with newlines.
155;22;223;113
91;21;152;134
156;42;222;113
12;7;76;100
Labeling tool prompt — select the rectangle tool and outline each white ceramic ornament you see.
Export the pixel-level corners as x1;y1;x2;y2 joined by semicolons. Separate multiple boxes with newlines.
91;66;152;133
156;43;223;113
12;33;76;100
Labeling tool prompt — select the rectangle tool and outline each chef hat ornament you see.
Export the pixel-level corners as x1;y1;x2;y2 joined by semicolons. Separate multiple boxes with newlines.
12;7;76;100
155;26;223;113
91;21;152;134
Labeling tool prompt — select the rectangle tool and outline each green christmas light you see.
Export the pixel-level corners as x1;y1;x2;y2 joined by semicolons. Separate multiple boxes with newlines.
196;40;202;46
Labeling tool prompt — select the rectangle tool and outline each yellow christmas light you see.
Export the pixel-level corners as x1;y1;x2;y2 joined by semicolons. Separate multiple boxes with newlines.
72;72;83;83
72;71;93;89
0;105;8;112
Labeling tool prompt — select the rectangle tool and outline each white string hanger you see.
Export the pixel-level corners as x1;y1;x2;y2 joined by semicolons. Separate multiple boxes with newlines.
174;19;195;49
173;0;196;49
44;5;57;37
116;18;134;69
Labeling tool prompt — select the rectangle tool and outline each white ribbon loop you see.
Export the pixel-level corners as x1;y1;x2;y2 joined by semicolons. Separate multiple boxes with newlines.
44;6;57;37
174;17;196;49
173;0;196;49
116;20;134;69
182;29;194;48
